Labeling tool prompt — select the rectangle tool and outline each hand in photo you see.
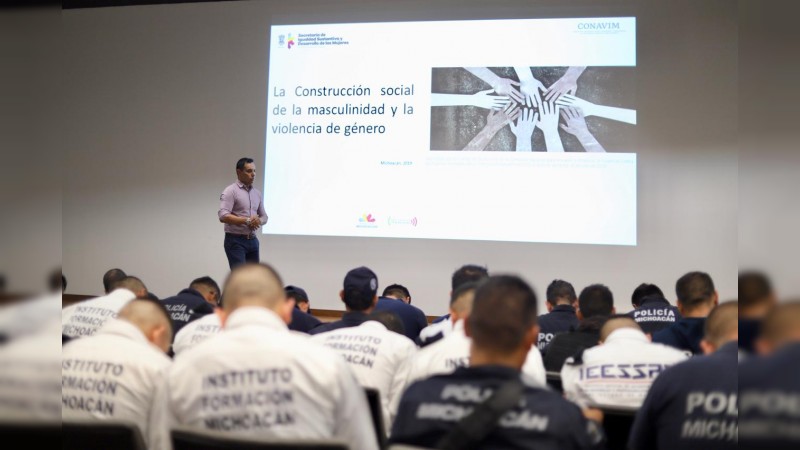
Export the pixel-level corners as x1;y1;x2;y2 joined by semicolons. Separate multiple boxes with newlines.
509;108;539;152
556;94;637;124
544;66;586;102
560;106;607;153
514;66;545;108
537;100;565;152
463;103;520;151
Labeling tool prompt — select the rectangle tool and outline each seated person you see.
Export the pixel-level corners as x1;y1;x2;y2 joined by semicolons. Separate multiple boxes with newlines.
561;315;688;409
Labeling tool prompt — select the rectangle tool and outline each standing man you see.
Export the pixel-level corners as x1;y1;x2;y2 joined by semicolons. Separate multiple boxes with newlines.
218;157;269;269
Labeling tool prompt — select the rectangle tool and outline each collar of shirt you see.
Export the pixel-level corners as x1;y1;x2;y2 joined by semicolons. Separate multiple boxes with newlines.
341;311;369;325
359;320;388;332
552;304;576;314
453;364;521;380
236;180;252;191
640;296;671;307
452;318;466;334
717;340;740;356
604;327;649;344
225;306;288;332
97;318;151;345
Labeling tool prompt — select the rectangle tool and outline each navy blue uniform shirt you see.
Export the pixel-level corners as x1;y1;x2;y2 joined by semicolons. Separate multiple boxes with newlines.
288;308;322;334
537;305;580;351
628;296;682;334
374;297;428;341
737;318;760;354
629;341;738;450
739;342;800;450
652;317;706;355
390;366;602;450
308;311;369;335
160;288;215;338
390;365;602;449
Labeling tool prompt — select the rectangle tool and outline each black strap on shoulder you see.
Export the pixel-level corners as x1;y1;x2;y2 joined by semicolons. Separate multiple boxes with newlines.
436;378;525;450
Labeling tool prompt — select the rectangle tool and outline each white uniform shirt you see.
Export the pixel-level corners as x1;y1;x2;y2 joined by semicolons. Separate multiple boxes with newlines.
61;289;136;338
417;317;452;343
311;321;417;429
407;320;546;386
0;293;62;340
149;307;378;450
561;328;689;409
62;319;172;446
172;312;222;356
0;319;62;421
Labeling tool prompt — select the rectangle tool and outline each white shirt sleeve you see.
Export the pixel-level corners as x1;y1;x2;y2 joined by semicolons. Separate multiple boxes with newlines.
387;342;417;427
521;346;547;386
331;359;380;450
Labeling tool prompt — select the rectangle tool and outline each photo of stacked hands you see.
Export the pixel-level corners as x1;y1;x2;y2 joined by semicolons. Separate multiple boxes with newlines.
431;67;636;152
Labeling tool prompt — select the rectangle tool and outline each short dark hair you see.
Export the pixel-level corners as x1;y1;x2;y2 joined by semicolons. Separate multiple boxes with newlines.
285;285;309;303
452;264;489;290
343;289;374;311
738;271;773;310
367;310;405;335
675;271;716;310
545;279;577;305
236;157;254;171
468;275;538;355
631;283;665;307
112;276;148;298
191;276;221;295
382;284;411;299
103;268;127;293
578;284;614;319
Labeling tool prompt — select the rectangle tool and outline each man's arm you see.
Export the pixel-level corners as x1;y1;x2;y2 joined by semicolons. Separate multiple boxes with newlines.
218;187;249;226
255;194;268;226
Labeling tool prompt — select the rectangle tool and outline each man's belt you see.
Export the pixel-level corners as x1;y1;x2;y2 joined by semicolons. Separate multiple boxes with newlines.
226;232;256;240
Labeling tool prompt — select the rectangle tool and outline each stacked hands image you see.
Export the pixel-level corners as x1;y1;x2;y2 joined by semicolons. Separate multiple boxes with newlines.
431;66;637;152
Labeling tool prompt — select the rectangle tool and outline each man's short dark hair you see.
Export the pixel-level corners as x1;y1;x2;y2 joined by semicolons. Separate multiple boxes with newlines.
112;276;148;298
631;283;665;307
236;157;254;171
382;284;411;299
468;275;538;354
578;284;614;319
452;264;489;290
738;271;773;310
191;276;221;296
103;268;127;293
675;271;716;310
343;289;373;311
285;285;309;303
367;310;405;335
546;279;577;305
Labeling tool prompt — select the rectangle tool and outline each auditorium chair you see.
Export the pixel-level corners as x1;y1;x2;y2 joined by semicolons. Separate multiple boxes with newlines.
0;421;61;448
599;406;637;450
545;371;564;393
364;387;386;447
62;420;146;450
171;427;349;450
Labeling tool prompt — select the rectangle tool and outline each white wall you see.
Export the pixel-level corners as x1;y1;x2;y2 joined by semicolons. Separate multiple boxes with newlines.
63;0;739;315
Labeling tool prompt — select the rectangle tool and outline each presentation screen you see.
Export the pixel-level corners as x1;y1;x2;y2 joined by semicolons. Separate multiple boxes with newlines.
263;17;637;245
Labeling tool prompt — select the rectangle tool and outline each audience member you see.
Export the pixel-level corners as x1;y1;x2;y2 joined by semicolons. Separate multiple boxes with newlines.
102;268;127;294
285;285;323;333
311;309;416;430
159;276;219;337
62;299;173;446
172;311;222;357
61;275;148;338
374;284;428;341
630;301;738;450
150;263;377;450
417;264;489;347
390;275;602;449
738;271;777;354
543;283;614;372
537;279;580;352
408;281;546;386
628;282;682;334
561;315;687;408
309;266;379;335
739;301;800;450
652;271;718;355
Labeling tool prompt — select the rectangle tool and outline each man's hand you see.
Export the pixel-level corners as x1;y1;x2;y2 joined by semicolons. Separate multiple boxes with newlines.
248;215;262;230
509;108;539;151
486;102;521;130
537;100;560;135
582;407;604;423
544;66;586;102
492;78;525;104
559;106;590;137
470;89;512;109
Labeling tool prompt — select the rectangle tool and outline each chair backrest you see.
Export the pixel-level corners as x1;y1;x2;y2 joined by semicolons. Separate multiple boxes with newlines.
0;421;61;448
62;420;146;450
387;445;437;450
171;427;349;450
599;407;637;450
364;387;386;447
545;371;563;393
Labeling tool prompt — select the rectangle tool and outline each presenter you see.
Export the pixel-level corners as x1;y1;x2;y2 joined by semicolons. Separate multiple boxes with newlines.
218;157;268;268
